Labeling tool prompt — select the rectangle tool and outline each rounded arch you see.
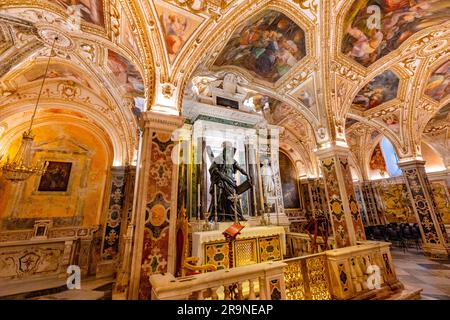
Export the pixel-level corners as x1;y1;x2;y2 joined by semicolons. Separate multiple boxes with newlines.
0;113;114;165
0;99;133;165
345;113;404;157
347;151;363;182
366;134;402;180
0;2;154;112
422;56;450;104
421;140;446;173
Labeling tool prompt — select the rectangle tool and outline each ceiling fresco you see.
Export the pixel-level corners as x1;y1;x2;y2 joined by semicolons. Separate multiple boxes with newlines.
342;0;450;67
214;10;306;83
0;23;11;55
426;103;450;129
54;0;105;27
352;70;399;110
0;0;449;175
346;118;359;129
292;77;317;111
425;60;450;101
155;2;203;63
18;62;94;90
107;50;145;110
369;142;387;174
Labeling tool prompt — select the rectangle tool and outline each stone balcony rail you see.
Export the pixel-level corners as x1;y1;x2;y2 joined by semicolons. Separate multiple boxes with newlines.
286;232;336;256
150;239;404;300
149;260;287;300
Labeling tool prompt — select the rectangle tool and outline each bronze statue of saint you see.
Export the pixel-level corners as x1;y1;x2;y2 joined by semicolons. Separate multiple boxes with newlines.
208;141;251;222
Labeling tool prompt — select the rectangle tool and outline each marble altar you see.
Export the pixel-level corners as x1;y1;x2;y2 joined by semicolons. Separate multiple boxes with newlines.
192;225;286;269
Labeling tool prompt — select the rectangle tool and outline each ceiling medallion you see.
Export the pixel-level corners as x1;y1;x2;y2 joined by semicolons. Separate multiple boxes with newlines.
37;26;74;51
420;39;448;56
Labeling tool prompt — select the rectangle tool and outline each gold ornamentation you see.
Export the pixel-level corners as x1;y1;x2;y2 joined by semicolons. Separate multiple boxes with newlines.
284;260;305;300
162;83;175;99
234;239;257;267
306;255;331;300
293;0;318;15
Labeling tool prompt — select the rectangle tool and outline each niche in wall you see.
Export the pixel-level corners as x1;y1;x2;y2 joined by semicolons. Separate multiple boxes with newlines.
0;123;111;230
279;151;301;210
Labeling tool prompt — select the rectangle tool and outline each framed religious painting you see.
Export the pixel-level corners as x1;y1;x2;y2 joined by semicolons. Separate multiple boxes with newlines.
37;161;73;192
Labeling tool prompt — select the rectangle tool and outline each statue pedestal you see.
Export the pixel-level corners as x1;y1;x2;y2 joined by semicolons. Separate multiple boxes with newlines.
191;225;286;269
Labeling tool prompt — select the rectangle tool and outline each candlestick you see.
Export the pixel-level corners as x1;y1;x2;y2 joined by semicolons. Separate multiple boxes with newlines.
214;184;218;226
233;191;238;223
197;183;201;221
253;187;258;216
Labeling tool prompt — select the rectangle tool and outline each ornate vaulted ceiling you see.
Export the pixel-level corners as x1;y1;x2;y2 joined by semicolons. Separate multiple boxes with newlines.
0;0;449;176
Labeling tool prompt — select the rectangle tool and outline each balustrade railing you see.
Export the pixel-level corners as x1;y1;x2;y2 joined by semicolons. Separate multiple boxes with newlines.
149;239;404;300
149;261;287;300
286;232;335;256
284;253;332;300
326;240;403;299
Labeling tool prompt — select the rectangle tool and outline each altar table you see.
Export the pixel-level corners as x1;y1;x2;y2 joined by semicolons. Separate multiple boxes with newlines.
192;226;286;269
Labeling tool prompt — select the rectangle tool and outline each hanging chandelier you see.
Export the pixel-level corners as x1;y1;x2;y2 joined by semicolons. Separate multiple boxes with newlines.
1;37;58;183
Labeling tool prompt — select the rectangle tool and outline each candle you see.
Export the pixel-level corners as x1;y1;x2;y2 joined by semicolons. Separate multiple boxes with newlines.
214;184;218;225
214;184;217;208
233;191;238;223
197;183;201;220
253;187;258;215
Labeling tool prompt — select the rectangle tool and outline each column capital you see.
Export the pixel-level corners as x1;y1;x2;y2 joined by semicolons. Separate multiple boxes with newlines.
397;159;426;168
140;111;185;133
315;144;350;159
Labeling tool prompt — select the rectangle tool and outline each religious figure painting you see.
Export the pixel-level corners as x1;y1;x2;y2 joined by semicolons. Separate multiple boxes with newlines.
121;15;139;56
425;60;450;101
251;94;282;113
293;77;317;110
381;112;400;133
369;143;387;174
155;3;202;63
342;0;450;67
22;63;92;89
214;10;306;82
345;118;359;128
107;50;145;108
432;103;449;123
55;0;105;27
38;161;73;192
352;70;399;110
279;152;300;209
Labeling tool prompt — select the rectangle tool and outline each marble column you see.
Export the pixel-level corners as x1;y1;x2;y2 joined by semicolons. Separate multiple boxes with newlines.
308;178;329;220
316;146;366;248
111;167;136;292
128;111;184;300
95;166;127;278
398;160;450;258
360;181;383;226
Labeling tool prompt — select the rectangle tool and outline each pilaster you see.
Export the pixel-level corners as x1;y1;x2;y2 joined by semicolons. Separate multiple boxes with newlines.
398;160;450;259
128;111;184;299
316;145;366;248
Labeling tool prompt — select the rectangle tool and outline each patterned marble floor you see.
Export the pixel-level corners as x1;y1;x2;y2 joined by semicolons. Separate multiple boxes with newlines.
391;248;450;300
